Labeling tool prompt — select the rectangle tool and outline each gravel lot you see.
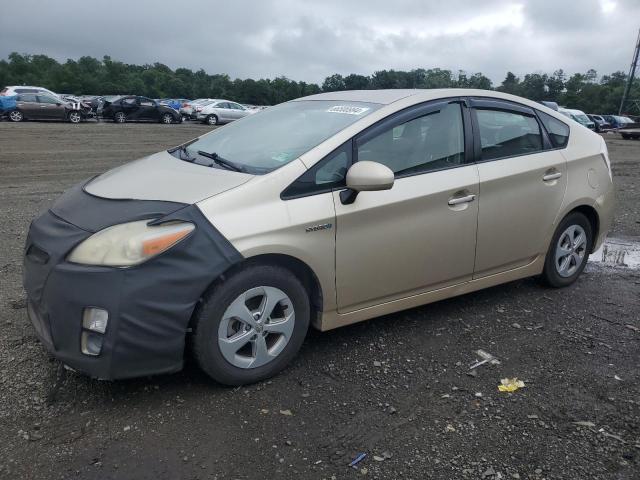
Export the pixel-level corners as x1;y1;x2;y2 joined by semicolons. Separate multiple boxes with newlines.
0;121;639;480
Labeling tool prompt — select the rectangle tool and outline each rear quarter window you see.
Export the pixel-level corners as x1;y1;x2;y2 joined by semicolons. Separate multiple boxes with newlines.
537;111;570;148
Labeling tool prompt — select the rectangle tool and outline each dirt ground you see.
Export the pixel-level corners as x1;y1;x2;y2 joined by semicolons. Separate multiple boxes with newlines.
0;121;638;480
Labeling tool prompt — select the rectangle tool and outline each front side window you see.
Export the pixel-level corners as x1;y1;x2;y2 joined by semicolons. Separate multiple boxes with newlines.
357;103;465;176
476;109;542;161
537;111;569;148
281;142;351;199
38;95;59;104
123;97;137;105
179;100;380;174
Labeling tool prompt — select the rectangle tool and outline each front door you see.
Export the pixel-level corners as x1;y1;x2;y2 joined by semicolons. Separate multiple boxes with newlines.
334;101;479;313
137;97;158;121
37;95;66;120
470;99;568;277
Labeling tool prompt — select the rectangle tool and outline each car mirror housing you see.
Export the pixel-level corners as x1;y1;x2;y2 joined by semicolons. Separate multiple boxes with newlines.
341;161;394;205
346;161;394;192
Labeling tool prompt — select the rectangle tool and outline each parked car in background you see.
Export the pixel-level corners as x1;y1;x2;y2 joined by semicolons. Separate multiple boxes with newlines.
7;93;85;123
587;114;611;133
98;96;182;124
179;98;213;120
558;108;596;130
601;115;635;130
196;99;254;125
23;89;614;385
159;98;190;111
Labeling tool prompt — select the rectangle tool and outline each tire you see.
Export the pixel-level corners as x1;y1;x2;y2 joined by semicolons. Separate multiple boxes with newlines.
206;114;218;125
540;212;593;288
191;264;310;385
161;113;173;124
114;111;126;123
68;110;82;124
9;110;23;122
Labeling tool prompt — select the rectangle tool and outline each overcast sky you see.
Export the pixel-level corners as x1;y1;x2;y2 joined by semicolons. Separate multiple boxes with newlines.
1;0;638;85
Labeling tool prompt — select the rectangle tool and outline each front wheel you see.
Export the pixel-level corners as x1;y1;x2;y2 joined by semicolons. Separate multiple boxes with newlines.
68;110;82;123
540;212;593;288
9;110;23;122
191;265;310;385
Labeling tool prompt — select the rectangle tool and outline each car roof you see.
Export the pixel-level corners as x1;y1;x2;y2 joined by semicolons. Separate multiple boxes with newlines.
294;89;565;113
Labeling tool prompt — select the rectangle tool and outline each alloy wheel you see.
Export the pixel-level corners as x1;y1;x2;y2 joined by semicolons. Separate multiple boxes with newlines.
115;112;126;123
555;224;587;278
9;111;23;122
69;112;81;123
162;114;173;124
207;115;217;125
218;286;295;369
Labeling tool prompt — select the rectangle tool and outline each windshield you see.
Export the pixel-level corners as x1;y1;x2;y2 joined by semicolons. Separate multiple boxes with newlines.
175;100;381;174
573;113;591;124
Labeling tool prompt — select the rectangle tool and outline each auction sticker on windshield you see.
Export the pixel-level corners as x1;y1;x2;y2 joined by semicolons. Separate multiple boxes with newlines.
326;105;370;115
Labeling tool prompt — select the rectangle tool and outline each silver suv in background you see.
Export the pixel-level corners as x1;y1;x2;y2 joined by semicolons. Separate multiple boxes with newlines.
196;99;254;125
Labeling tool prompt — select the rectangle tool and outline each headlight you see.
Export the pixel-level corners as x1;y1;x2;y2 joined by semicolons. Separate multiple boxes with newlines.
67;220;195;267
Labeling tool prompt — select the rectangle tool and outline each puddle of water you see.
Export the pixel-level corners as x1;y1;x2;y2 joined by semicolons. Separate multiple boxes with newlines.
589;237;640;269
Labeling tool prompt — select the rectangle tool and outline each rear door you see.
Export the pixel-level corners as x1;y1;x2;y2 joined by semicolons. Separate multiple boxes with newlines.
334;100;479;312
120;97;141;120
16;94;39;118
216;102;232;122
470;99;567;277
228;102;247;120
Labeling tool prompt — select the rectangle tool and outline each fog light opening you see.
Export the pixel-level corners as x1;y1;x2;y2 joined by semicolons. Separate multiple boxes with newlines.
81;331;104;356
81;308;108;356
82;307;109;333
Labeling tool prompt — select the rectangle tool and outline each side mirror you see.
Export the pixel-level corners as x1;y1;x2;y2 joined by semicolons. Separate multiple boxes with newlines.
340;161;394;205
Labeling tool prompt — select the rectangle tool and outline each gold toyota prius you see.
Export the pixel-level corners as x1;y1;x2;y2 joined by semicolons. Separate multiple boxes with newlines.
23;89;614;385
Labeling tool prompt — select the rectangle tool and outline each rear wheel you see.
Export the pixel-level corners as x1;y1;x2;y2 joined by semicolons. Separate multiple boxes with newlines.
114;111;126;123
9;110;23;122
540;212;593;288
206;114;218;125
191;265;310;385
68;111;82;123
161;113;173;124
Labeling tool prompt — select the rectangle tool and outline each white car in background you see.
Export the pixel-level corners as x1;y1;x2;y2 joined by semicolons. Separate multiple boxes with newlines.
197;99;254;125
179;98;215;120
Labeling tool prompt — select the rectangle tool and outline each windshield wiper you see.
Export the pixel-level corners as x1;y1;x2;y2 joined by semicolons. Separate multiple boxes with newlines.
168;138;198;161
197;150;245;172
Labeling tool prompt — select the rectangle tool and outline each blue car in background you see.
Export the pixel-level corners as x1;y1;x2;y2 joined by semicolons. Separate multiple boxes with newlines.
158;99;190;111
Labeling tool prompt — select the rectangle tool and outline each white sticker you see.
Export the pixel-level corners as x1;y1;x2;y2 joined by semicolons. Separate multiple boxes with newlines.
326;105;370;115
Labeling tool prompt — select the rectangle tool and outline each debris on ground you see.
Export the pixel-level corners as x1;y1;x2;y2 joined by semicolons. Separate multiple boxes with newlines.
349;453;367;467
498;378;526;392
470;349;501;370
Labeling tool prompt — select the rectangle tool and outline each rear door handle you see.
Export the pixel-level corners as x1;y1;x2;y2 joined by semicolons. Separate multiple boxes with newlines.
448;194;476;206
543;172;562;181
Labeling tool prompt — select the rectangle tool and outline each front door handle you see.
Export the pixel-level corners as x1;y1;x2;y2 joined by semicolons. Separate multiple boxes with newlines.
448;194;476;206
543;172;562;181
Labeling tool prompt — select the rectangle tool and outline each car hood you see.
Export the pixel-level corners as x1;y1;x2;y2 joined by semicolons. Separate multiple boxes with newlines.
85;150;253;203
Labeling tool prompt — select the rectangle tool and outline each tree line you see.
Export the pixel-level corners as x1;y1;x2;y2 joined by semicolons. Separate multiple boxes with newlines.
0;53;638;114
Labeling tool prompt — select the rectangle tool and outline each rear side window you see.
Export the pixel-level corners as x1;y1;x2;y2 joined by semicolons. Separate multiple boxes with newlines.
537;111;569;148
18;93;37;102
475;109;542;161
